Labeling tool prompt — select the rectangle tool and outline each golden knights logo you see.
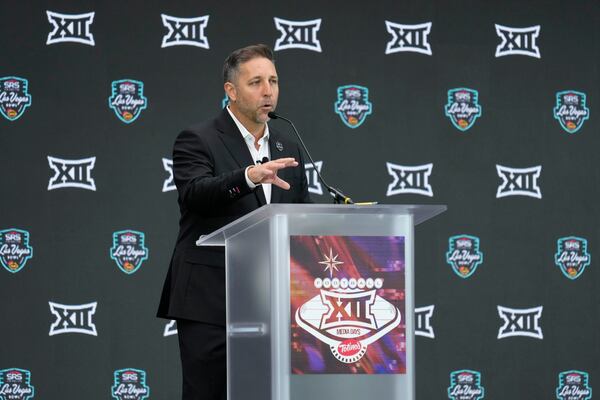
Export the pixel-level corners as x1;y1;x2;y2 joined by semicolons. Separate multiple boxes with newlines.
0;368;35;400
334;85;372;128
447;370;485;400
553;91;590;134
444;88;482;131
446;235;483;278
0;77;32;121
295;248;401;363
556;371;592;400
111;369;149;400
110;230;149;274
555;237;591;280
108;80;148;124
0;229;33;274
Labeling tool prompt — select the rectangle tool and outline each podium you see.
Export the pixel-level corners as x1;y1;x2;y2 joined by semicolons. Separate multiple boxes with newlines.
197;204;446;400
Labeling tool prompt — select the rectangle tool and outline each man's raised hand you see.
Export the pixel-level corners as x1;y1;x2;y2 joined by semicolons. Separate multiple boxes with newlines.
248;157;299;190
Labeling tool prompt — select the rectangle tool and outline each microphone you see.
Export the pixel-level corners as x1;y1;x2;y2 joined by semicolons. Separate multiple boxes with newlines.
256;156;269;164
268;111;354;204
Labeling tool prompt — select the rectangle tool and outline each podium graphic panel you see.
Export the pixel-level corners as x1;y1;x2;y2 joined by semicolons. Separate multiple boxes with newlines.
290;235;406;374
200;205;447;400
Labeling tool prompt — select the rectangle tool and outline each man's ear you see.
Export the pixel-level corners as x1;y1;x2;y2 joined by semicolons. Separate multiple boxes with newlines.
224;82;236;103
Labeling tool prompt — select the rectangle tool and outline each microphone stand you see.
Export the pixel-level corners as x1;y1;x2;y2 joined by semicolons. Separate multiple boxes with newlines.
268;112;354;204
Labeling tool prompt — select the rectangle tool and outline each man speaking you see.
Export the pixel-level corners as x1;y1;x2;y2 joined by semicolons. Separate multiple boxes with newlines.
157;44;311;399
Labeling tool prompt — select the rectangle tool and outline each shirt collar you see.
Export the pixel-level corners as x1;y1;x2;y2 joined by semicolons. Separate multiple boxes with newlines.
226;106;270;143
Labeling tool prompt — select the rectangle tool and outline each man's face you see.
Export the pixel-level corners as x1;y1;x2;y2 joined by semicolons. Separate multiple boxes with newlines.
226;57;279;126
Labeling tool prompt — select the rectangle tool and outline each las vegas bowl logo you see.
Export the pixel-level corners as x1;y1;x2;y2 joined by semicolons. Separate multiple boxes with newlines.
110;230;149;274
555;236;591;280
0;229;33;273
334;85;373;128
0;77;32;121
444;88;482;131
108;79;148;123
553;91;590;134
446;235;483;278
294;248;401;363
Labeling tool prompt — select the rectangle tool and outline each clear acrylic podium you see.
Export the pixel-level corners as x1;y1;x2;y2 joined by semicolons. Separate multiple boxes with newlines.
197;204;446;400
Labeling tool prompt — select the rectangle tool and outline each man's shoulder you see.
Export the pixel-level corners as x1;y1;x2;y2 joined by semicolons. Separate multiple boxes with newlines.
183;115;221;137
177;109;231;139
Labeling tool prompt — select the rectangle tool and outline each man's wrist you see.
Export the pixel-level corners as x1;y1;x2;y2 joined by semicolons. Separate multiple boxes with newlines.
245;165;259;189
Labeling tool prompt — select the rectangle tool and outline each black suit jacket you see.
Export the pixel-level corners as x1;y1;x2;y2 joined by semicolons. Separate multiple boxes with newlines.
157;108;311;325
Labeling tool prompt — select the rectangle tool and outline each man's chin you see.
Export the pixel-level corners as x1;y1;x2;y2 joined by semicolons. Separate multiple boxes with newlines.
257;111;273;123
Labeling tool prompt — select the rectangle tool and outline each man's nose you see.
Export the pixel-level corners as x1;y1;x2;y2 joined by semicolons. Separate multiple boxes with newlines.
262;81;273;97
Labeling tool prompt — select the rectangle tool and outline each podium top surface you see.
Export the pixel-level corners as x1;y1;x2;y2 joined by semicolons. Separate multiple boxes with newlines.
197;203;446;246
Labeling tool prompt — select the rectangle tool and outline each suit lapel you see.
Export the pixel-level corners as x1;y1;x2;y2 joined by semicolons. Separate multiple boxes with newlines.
216;109;266;206
216;109;254;168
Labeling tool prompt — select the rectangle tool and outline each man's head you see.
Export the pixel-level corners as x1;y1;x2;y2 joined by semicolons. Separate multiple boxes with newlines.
223;44;278;132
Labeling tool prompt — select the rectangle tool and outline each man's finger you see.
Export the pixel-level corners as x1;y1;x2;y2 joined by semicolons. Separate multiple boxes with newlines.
268;160;298;171
271;157;296;163
271;176;291;190
270;158;298;167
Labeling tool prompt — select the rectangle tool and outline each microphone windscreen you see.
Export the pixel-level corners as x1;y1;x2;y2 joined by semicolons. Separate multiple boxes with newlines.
267;111;278;119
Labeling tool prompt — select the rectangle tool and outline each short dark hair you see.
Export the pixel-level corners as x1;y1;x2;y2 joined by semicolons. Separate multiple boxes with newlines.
223;44;275;84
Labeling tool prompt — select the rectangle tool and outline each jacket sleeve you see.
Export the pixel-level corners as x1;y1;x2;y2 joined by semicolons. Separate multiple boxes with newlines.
173;129;254;212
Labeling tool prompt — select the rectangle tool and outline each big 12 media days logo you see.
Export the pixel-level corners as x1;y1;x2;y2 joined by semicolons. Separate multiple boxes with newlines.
447;370;485;400
0;229;33;273
291;236;405;374
111;369;149;400
556;370;592;400
0;368;35;400
108;80;148;123
446;235;483;278
110;230;149;274
555;236;591;280
0;77;32;121
553;91;590;134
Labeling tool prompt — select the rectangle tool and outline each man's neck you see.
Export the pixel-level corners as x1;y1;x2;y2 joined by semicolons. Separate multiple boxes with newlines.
228;106;265;140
